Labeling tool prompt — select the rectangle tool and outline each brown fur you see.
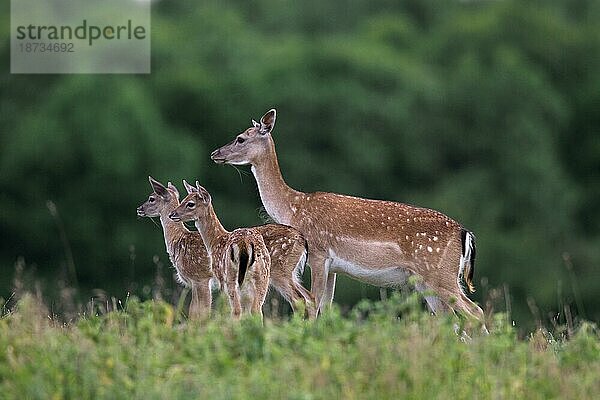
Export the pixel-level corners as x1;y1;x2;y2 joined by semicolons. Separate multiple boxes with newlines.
211;109;484;322
170;182;315;320
222;229;271;320
137;177;213;320
139;177;315;319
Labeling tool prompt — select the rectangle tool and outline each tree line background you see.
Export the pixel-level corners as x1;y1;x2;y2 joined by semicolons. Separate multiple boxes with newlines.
1;0;598;328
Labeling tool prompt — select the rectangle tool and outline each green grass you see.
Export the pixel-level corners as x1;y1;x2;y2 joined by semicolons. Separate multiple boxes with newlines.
0;293;598;400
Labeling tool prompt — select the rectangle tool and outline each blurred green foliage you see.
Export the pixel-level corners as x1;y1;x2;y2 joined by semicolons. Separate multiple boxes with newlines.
1;0;599;327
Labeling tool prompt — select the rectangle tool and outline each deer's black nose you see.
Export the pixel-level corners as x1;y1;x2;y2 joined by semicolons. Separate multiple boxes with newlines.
169;211;180;221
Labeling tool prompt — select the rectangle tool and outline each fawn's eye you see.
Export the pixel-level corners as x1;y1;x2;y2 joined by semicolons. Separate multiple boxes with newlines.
186;201;195;208
149;197;155;203
236;137;245;144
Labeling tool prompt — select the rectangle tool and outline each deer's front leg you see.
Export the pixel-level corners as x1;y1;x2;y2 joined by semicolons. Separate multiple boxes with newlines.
309;251;330;315
189;284;202;320
322;271;337;309
196;278;213;317
189;280;213;320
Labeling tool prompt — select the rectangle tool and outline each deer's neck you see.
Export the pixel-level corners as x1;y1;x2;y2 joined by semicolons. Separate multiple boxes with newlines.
194;206;228;254
251;145;301;225
159;210;188;255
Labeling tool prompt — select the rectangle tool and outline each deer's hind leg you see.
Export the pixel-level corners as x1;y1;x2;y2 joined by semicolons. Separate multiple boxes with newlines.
270;262;316;319
226;273;243;320
414;280;448;315
240;283;255;315
251;260;270;322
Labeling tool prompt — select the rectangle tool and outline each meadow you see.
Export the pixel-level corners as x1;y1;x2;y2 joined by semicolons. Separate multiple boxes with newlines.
1;291;598;400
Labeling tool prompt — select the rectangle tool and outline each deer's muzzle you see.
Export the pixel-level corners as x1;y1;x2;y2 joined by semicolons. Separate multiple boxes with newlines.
210;148;226;163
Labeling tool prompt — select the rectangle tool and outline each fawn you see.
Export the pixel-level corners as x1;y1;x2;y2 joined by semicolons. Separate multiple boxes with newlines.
169;181;271;320
137;176;213;319
211;109;485;324
173;180;314;318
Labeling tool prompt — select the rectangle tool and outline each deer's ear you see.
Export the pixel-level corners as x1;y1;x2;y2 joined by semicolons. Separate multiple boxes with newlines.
195;181;212;204
259;109;276;135
183;179;197;194
167;182;180;200
149;176;169;198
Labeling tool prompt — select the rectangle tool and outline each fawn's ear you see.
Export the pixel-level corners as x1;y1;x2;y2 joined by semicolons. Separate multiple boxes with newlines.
195;181;212;204
149;176;169;199
167;181;180;200
183;179;197;194
259;109;276;135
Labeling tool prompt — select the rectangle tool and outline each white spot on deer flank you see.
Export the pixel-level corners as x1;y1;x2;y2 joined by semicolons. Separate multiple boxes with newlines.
433;236;439;241
427;246;433;253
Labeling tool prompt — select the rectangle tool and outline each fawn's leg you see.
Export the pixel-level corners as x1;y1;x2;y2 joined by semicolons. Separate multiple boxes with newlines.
227;285;242;320
252;276;269;323
188;285;201;320
196;278;213;318
240;284;254;315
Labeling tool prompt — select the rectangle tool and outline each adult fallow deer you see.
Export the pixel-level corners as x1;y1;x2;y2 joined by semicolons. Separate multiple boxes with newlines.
211;109;484;323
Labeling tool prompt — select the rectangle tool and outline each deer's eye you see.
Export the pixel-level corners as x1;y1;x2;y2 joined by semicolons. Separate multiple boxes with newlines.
149;197;155;203
236;137;245;144
186;201;195;208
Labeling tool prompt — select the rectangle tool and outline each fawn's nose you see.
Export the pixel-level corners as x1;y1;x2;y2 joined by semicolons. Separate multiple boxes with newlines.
168;211;179;221
136;206;145;216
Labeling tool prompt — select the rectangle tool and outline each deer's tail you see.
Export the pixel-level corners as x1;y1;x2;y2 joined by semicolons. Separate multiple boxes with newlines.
459;229;476;294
